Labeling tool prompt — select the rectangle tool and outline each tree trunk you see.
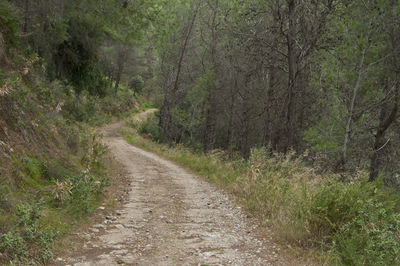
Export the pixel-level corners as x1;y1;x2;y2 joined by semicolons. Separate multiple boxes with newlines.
160;0;202;140
227;76;237;157
114;51;125;94
336;44;367;171
170;0;201;103
240;74;252;159
204;0;219;153
285;0;297;151
263;64;276;148
369;83;399;181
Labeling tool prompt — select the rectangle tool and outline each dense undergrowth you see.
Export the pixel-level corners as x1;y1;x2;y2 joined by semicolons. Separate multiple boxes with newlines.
0;141;108;264
0;1;145;264
123;113;400;265
0;64;139;265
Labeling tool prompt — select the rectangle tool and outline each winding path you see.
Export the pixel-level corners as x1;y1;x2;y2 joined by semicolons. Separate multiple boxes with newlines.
58;111;282;265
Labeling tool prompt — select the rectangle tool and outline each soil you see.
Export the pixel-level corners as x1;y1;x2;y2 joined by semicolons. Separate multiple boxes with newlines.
53;110;285;266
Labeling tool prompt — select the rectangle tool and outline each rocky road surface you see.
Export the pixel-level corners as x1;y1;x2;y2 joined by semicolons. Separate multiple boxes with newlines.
55;110;282;265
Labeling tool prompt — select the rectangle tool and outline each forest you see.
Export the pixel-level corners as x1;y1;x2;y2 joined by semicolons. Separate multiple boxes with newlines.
155;0;400;182
1;0;400;265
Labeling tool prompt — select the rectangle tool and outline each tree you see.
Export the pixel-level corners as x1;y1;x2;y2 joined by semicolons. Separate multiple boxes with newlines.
159;0;202;142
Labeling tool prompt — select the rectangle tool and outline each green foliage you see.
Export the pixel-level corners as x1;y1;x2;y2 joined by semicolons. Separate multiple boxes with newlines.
0;1;145;264
0;1;20;49
0;127;110;263
0;202;58;264
308;179;399;236
55;16;107;96
165;70;212;145
12;155;50;188
141;101;154;110
305;0;400;171
65;172;108;215
63;88;138;125
128;75;144;95
333;200;400;265
63;91;98;122
139;114;161;142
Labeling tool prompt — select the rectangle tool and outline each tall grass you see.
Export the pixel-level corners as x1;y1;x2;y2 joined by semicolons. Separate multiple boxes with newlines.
122;117;400;265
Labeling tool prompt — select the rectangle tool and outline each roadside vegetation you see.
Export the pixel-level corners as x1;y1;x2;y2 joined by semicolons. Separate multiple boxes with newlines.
123;113;400;265
0;0;151;264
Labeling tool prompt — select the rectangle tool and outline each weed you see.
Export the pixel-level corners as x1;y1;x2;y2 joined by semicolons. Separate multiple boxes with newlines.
51;180;73;202
0;202;58;264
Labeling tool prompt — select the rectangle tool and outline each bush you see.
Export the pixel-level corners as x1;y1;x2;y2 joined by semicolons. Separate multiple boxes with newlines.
333;199;400;265
308;181;371;242
244;151;400;264
12;155;50;188
62;87;138;125
0;203;58;264
63;91;98;122
64;171;107;215
139;114;161;142
128;75;144;95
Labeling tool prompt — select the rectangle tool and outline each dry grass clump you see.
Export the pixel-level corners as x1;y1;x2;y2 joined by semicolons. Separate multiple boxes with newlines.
52;181;73;202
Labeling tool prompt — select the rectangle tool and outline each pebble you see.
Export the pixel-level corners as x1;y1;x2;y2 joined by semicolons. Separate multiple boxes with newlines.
115;224;125;229
89;228;100;233
80;233;91;241
98;206;105;210
93;224;106;229
111;249;129;255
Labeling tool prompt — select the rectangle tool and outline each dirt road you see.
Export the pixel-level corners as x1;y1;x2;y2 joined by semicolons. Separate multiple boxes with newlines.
57;111;281;265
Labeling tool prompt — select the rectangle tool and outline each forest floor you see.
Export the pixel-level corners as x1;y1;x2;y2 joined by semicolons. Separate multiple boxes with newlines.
52;110;287;266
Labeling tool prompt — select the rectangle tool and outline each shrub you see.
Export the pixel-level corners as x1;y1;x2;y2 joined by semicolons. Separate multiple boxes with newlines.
333;200;400;265
12;155;49;187
0;203;58;264
128;75;144;95
308;181;369;242
139;114;161;141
